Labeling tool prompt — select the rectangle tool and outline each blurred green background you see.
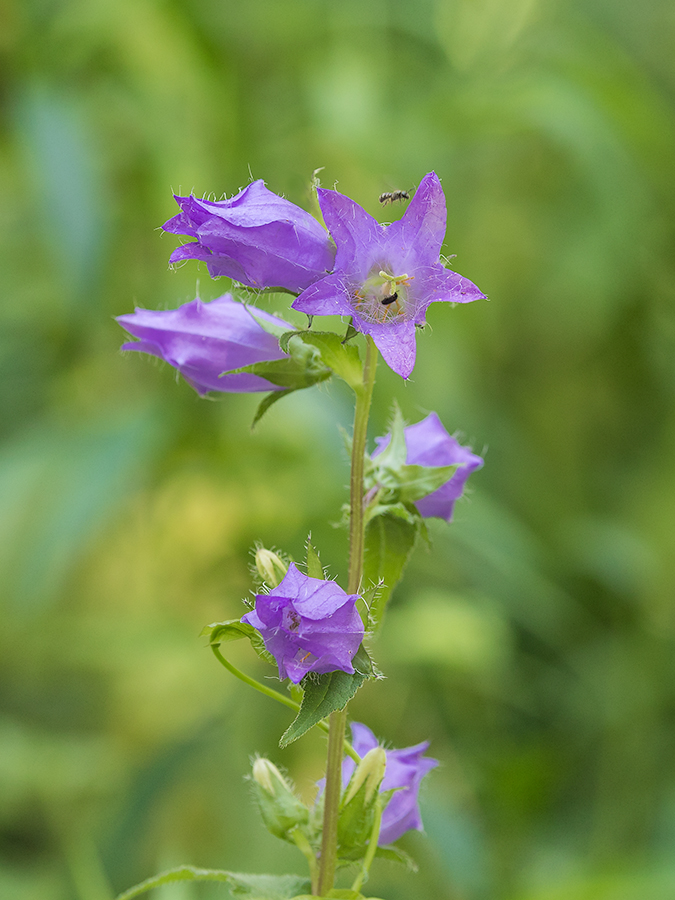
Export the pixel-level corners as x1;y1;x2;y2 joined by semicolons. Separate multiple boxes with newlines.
1;0;675;898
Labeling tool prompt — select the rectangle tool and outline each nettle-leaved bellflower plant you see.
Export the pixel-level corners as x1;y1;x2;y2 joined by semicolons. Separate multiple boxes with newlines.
241;563;364;684
343;722;439;845
117;293;291;395
292;172;486;379
163;179;336;292
374;411;484;521
115;170;488;900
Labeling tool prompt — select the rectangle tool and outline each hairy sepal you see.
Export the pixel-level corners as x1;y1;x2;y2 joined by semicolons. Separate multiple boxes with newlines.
280;331;363;391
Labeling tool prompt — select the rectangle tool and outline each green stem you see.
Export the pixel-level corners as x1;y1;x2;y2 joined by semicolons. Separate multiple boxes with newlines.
350;794;383;895
316;337;378;896
210;645;360;762
348;337;378;595
290;827;319;894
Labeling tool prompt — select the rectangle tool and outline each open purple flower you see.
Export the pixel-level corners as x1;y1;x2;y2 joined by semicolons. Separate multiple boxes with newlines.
292;172;485;379
162;180;336;293
373;412;483;521
241;563;364;684
117;294;290;395
342;723;438;845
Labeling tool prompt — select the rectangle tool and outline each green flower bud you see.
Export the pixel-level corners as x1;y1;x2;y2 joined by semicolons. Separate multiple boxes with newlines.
338;747;387;855
255;548;288;588
251;757;309;841
344;747;387;805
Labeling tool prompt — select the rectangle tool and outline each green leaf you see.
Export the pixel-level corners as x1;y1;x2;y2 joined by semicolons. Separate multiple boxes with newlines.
280;668;367;748
223;353;330;390
228;873;312;899
374;845;419;872
363;514;420;630
291;892;384;899
252;389;295;428
114;866;310;900
277;330;363;390
203;619;276;667
305;536;325;579
294;331;363;390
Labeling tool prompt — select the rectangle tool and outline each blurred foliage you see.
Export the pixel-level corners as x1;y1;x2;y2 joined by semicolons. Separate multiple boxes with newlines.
1;0;674;898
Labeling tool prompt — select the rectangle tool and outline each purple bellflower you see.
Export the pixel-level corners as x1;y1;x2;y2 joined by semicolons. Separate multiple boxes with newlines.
292;172;485;379
343;722;438;845
241;563;364;684
162;180;336;293
117;293;290;395
373;412;483;521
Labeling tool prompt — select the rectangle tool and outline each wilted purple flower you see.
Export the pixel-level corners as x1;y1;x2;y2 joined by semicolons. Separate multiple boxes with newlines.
343;722;438;845
292;172;485;379
163;180;336;293
241;563;364;684
373;412;483;521
117;293;290;395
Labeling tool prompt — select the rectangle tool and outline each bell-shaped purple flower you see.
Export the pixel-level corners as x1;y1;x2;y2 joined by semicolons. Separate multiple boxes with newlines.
342;723;438;845
373;412;483;521
117;293;289;395
163;180;336;293
292;172;485;379
241;563;364;684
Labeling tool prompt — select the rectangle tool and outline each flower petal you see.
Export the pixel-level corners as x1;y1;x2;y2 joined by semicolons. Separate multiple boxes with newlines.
384;172;447;270
318;188;384;277
292;272;354;317
358;318;418;380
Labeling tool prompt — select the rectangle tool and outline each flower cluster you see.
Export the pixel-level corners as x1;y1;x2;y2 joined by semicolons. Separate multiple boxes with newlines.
119;172;484;383
116;169;486;889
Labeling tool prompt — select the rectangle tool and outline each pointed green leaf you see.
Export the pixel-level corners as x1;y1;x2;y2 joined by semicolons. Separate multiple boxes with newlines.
228;873;312;899
223;354;330;390
363;514;420;630
280;668;367;748
252;389;294;428
114;866;309;900
276;330;363;390
374;845;418;872
295;332;363;390
203;619;276;667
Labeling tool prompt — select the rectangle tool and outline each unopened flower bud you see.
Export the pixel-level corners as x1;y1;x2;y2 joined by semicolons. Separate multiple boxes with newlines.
344;747;387;806
255;548;288;588
251;757;309;841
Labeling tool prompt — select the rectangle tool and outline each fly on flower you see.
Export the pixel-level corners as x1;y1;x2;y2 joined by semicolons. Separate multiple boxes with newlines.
379;189;410;206
292;172;486;379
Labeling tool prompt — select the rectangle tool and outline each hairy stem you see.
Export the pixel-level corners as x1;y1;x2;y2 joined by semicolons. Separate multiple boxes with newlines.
316;337;378;896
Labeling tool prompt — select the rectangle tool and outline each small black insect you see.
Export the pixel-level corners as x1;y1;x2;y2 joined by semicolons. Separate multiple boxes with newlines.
379;190;410;206
381;292;398;305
